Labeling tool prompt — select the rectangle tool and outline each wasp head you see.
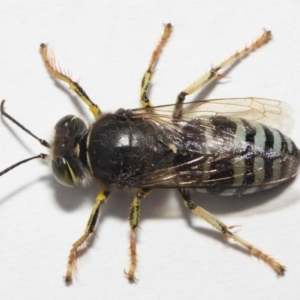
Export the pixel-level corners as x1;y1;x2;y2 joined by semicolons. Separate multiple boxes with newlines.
52;115;91;187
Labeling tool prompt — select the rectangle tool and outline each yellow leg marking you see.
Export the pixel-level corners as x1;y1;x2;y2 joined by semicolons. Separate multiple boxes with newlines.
40;43;101;119
140;23;172;108
64;187;110;283
125;188;152;282
174;30;272;118
180;189;285;276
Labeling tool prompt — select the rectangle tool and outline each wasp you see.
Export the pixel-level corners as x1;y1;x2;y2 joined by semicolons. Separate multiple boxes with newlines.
1;24;298;283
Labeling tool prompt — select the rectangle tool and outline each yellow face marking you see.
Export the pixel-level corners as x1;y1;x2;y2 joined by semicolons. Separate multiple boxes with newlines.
66;161;79;186
168;143;177;154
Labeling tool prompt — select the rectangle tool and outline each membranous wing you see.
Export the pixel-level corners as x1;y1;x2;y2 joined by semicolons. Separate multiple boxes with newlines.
132;97;293;128
128;98;299;194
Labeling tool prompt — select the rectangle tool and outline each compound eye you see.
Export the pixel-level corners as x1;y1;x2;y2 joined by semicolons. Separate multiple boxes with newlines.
52;156;76;187
54;115;76;131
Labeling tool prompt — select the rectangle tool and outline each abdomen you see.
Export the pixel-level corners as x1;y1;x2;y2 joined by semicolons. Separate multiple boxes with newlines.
179;115;300;195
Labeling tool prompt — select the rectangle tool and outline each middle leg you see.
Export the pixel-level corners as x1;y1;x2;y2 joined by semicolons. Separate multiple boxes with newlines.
140;23;172;108
125;188;152;281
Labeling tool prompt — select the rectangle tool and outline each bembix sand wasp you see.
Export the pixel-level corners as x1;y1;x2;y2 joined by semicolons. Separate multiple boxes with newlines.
1;24;299;283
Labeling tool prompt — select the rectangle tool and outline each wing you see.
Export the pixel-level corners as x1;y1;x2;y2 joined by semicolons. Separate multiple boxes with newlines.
127;98;299;192
131;97;293;129
131;153;299;191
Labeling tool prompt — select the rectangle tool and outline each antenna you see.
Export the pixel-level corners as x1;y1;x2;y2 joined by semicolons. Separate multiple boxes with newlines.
1;100;50;148
0;100;49;176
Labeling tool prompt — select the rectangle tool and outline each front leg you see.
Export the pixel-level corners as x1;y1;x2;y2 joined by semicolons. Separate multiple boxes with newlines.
40;43;101;119
65;187;110;284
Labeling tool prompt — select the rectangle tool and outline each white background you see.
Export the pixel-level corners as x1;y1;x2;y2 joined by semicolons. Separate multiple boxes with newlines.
0;1;300;300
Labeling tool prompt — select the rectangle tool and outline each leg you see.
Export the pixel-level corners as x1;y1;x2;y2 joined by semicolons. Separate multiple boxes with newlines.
65;187;110;283
125;188;152;281
179;188;285;276
173;30;272;119
40;43;101;119
140;23;172;108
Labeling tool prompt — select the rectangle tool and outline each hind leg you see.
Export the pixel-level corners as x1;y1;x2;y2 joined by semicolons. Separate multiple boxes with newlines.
173;30;272;120
179;188;285;276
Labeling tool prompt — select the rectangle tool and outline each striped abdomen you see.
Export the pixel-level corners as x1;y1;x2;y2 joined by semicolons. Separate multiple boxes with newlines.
181;116;300;195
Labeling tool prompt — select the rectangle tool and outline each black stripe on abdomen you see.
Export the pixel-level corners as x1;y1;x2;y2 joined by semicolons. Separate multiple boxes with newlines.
242;119;257;187
262;125;274;183
207;116;237;193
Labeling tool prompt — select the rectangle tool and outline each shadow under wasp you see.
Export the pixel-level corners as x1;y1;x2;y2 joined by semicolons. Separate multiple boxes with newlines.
1;24;299;283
